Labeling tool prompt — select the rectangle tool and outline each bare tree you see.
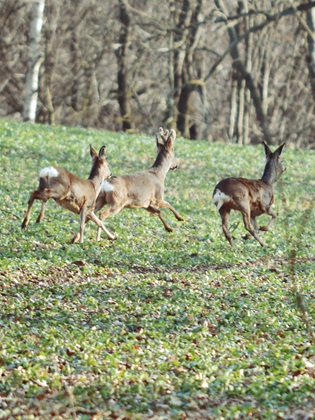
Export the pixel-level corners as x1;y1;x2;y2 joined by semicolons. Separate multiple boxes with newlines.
0;1;30;117
214;0;272;143
1;0;315;147
166;0;205;138
305;0;315;101
23;0;45;122
115;0;133;132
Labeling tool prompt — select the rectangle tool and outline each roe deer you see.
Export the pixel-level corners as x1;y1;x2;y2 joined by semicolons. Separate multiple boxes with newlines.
212;142;285;247
21;145;117;243
71;128;184;243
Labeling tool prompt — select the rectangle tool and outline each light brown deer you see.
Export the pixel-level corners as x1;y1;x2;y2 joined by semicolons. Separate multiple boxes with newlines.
72;128;184;243
21;145;117;243
212;142;285;247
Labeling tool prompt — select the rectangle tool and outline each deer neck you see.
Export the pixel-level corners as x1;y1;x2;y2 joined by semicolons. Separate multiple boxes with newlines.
88;167;104;195
261;160;278;186
150;150;171;180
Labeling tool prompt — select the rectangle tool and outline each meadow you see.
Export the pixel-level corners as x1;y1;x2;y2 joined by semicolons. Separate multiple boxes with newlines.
0;118;314;419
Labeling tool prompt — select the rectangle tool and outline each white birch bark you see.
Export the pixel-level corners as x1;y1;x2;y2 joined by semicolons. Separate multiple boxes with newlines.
23;0;45;122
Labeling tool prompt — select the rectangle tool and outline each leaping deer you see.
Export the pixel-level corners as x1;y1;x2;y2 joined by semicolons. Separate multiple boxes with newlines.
21;145;117;243
72;128;184;243
212;142;285;247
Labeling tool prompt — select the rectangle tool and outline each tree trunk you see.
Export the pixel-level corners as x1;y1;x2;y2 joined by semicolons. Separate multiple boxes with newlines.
70;27;79;113
23;0;45;122
215;0;272;142
168;0;204;138
115;0;132;132
171;0;191;133
243;0;252;145
43;0;59;125
229;73;237;141
177;83;192;138
306;0;315;101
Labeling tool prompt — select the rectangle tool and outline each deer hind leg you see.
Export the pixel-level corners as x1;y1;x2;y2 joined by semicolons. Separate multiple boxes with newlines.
147;205;173;232
90;211;117;242
21;190;46;229
159;201;184;221
219;207;233;247
36;201;47;224
96;206;122;241
240;209;266;247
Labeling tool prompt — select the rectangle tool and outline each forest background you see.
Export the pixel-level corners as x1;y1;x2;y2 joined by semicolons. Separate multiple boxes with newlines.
1;0;315;147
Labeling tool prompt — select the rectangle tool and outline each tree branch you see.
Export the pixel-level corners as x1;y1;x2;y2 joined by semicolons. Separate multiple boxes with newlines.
214;2;315;23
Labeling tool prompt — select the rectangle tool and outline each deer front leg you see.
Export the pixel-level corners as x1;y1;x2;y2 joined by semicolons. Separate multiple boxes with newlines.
159;201;184;221
260;207;277;232
241;210;266;247
71;215;91;244
22;190;43;229
78;207;89;244
71;231;81;244
243;217;259;240
147;205;173;232
251;217;259;232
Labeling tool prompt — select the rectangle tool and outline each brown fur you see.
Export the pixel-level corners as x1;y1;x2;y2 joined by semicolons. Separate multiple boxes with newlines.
21;145;116;243
213;142;285;247
72;128;184;243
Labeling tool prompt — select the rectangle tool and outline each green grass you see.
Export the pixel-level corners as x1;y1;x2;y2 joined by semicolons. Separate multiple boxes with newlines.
0;118;314;419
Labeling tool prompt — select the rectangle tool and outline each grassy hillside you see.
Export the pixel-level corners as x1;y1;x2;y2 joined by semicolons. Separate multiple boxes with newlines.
0;118;314;419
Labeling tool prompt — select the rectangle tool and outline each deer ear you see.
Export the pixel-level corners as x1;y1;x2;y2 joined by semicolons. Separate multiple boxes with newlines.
99;145;106;158
90;144;98;160
275;143;285;156
262;141;272;159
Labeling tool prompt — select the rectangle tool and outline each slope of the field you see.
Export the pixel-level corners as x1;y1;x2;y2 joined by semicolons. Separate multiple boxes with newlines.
0;119;314;419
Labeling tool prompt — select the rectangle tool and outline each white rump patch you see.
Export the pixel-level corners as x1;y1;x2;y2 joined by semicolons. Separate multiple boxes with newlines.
102;180;115;193
212;189;230;211
40;166;59;178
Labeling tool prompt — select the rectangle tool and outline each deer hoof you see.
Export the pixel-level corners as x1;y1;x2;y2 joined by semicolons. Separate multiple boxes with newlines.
259;226;268;232
242;234;252;240
108;234;118;241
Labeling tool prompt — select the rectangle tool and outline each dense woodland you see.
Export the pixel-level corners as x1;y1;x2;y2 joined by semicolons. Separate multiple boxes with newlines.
1;0;315;146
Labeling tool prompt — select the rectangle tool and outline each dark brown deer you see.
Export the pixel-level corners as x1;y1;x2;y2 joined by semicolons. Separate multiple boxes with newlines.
21;145;117;243
72;128;184;243
212;142;285;247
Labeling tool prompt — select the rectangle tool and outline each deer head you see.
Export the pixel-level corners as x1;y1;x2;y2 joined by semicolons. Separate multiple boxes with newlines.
156;127;177;170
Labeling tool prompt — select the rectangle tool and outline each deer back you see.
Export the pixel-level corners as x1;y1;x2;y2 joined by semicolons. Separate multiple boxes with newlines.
214;177;274;216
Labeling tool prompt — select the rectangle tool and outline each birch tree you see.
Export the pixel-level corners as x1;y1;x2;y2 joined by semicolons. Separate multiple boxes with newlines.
305;0;315;101
23;0;45;122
